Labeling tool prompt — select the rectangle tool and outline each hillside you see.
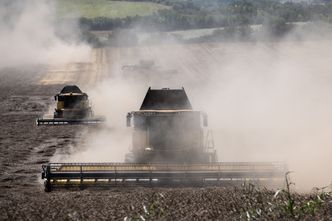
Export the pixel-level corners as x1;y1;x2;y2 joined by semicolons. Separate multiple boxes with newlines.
56;0;169;19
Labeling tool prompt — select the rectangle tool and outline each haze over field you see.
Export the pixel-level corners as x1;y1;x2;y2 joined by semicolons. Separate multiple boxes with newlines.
1;0;332;192
0;0;90;69
52;36;332;191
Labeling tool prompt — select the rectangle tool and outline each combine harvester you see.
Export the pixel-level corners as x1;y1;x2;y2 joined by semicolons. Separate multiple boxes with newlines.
41;87;286;192
37;85;105;126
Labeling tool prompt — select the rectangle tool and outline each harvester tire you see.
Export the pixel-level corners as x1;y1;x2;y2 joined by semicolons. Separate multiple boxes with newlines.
44;180;52;192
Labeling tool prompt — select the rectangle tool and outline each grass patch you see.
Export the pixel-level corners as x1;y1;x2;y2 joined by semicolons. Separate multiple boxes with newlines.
56;0;169;19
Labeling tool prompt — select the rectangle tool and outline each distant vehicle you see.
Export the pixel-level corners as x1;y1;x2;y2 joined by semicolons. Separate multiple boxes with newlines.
122;60;178;80
122;59;156;71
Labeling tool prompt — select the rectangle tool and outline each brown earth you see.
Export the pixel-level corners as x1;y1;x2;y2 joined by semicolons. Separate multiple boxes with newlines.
0;46;331;221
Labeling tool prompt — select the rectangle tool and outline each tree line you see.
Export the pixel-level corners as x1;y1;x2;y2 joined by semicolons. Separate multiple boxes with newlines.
78;0;332;32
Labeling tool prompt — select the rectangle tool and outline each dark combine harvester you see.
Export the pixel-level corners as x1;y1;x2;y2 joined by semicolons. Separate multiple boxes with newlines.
125;87;216;163
37;85;105;125
41;88;286;192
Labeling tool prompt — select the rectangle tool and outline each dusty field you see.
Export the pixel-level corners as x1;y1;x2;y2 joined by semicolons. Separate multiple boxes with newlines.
0;45;331;220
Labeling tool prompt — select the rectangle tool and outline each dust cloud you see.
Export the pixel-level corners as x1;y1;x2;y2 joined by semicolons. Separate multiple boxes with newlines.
52;23;332;191
0;0;90;69
197;39;332;191
52;79;146;163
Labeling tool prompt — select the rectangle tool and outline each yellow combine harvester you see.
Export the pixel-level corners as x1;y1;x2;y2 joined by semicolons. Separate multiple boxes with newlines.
36;85;105;125
41;87;286;192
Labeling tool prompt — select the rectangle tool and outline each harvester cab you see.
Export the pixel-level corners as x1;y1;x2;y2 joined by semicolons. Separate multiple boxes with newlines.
126;87;217;163
37;85;105;125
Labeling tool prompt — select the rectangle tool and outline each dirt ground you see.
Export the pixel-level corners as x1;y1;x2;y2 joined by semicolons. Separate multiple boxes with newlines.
0;46;331;221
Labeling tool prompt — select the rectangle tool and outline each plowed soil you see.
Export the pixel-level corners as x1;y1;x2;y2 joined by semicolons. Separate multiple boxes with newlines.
0;46;331;221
